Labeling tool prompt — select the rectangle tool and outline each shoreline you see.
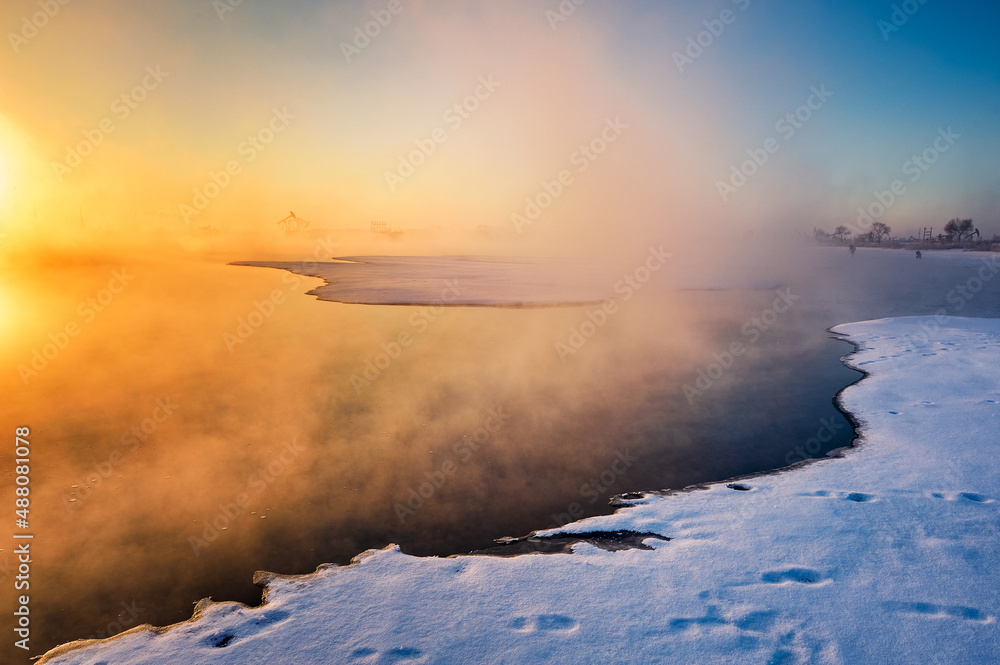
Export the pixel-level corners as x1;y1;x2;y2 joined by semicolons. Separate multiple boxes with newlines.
37;327;870;660
40;314;1000;664
229;256;617;308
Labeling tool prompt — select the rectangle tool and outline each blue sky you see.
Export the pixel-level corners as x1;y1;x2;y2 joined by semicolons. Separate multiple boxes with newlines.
1;0;996;240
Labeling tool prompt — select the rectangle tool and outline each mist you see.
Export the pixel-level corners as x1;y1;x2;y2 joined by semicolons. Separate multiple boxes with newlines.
3;0;961;267
4;237;974;653
2;0;999;659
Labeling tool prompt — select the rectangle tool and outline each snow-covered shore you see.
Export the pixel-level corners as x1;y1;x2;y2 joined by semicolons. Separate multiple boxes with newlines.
230;255;629;307
39;316;1000;664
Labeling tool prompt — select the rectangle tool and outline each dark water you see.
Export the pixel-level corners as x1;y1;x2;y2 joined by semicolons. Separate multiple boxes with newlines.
1;246;997;658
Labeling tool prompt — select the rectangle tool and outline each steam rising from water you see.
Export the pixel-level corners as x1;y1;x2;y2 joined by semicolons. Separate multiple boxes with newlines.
10;242;998;654
0;0;996;657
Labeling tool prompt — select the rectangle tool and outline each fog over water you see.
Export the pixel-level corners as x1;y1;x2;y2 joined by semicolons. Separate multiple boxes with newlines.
2;237;998;655
0;0;996;660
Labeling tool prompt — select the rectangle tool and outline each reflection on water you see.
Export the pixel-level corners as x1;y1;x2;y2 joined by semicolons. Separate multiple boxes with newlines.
1;247;998;656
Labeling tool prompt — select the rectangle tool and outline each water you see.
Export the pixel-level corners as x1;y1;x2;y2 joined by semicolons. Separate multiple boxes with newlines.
1;246;997;656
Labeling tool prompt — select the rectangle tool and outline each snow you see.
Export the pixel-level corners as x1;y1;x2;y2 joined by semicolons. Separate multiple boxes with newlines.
230;256;620;307
39;316;1000;664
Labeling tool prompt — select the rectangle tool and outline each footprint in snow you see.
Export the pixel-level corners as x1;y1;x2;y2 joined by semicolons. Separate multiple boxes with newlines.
348;646;425;662
509;614;579;633
930;492;993;503
735;610;778;632
800;490;876;503
760;568;828;585
883;601;994;623
666;605;727;633
665;603;838;662
200;609;291;649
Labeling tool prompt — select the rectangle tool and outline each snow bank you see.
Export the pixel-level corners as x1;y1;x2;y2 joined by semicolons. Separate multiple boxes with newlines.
40;316;1000;664
230;256;621;307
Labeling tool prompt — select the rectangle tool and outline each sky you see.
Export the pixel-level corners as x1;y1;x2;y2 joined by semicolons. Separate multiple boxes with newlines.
0;0;998;254
2;1;1000;654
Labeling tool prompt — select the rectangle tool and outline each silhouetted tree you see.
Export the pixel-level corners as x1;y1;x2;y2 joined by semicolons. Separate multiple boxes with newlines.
944;218;974;242
870;222;891;243
832;225;851;244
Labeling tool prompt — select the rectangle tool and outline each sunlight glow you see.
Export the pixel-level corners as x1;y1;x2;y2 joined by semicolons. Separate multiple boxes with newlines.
0;150;9;209
0;128;19;216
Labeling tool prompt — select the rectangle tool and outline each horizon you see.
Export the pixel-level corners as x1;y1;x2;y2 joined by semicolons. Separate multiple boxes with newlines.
3;3;1000;660
0;0;998;262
